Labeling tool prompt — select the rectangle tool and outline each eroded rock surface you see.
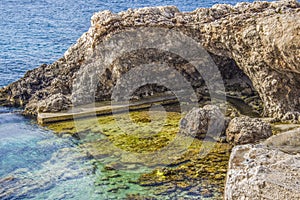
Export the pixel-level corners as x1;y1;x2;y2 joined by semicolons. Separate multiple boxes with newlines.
179;105;227;139
225;143;300;200
264;128;300;154
226;116;272;145
0;0;299;118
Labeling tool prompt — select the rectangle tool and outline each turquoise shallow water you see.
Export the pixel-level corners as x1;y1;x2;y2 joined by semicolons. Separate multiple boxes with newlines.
0;107;231;199
0;108;93;199
0;0;259;199
0;108;73;177
0;107;161;199
0;107;158;199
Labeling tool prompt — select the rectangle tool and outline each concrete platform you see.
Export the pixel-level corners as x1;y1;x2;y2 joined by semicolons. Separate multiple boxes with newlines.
38;96;179;125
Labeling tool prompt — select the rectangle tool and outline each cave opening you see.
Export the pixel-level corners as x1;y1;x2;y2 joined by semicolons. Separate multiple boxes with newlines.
94;49;263;117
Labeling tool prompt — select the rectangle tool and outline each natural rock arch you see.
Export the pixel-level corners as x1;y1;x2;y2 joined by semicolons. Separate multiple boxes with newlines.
0;0;299;120
92;48;260;111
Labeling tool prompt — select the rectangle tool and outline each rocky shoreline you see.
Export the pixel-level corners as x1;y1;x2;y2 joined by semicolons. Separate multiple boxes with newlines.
0;0;299;199
0;0;299;120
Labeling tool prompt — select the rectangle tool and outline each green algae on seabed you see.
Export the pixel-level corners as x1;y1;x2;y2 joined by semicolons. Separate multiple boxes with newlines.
137;141;231;199
45;108;232;199
46;109;182;153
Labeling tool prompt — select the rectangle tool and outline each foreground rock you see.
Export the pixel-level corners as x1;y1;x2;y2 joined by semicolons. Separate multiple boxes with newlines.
225;128;300;200
225;143;300;200
226;116;272;145
0;0;299;119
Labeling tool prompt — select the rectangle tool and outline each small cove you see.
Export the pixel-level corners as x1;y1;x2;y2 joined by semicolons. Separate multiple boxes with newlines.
0;105;231;199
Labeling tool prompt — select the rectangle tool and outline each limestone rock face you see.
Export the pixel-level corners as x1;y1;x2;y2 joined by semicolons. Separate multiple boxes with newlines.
264;128;300;154
37;93;71;113
282;112;300;124
225;143;300;200
179;105;226;139
226;116;272;145
0;0;299;118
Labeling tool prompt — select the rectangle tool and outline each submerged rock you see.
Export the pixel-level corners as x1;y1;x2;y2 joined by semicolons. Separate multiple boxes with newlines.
226;116;272;145
225;143;300;200
0;0;298;119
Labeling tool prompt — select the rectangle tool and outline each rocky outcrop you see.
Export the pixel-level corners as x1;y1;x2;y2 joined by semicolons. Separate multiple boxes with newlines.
226;116;272;145
179;105;227;139
225;134;300;200
0;0;299;118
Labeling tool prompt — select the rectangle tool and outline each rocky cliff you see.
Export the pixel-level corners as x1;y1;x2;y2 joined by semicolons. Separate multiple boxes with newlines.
0;0;299;119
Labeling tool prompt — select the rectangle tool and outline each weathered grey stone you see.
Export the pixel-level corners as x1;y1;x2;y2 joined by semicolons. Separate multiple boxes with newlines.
226;116;272;145
264;128;300;154
38;93;71;113
179;105;226;139
282;112;300;124
225;143;300;200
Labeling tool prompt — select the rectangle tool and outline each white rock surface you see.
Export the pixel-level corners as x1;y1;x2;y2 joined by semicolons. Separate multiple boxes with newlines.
225;130;300;200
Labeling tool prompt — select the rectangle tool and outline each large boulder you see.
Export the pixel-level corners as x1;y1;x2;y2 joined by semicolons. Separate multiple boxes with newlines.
225;143;300;200
226;116;272;145
179;105;226;139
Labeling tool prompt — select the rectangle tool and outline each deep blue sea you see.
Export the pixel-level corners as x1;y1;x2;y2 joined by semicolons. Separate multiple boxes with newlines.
0;0;259;88
0;0;258;199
